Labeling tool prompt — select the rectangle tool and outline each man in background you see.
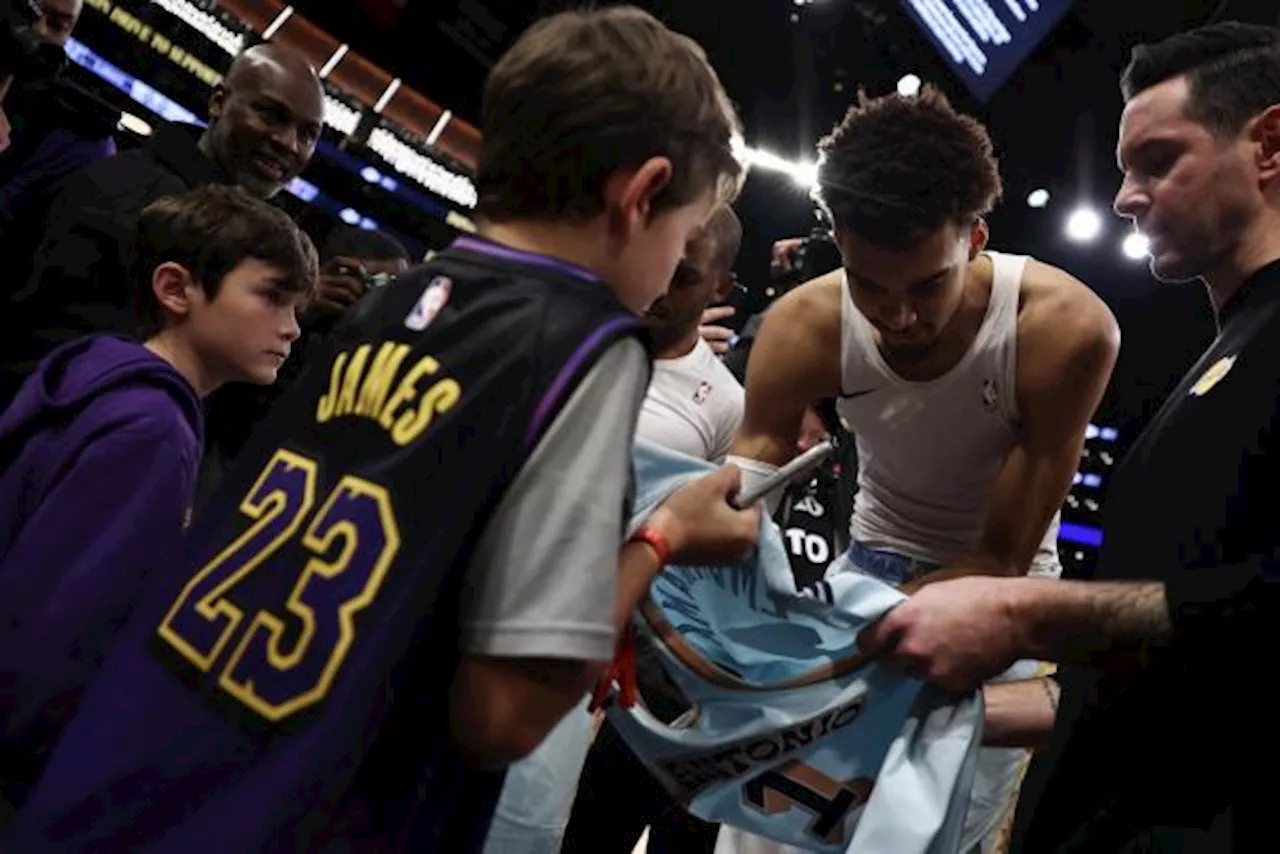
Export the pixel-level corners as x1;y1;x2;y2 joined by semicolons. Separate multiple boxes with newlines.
0;41;324;408
635;205;745;462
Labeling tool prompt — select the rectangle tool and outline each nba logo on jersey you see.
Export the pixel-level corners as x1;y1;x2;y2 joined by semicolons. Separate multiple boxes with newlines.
405;276;452;331
693;381;713;404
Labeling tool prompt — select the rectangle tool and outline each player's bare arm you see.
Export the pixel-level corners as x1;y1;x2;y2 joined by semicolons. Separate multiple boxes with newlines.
729;271;844;467
907;261;1120;589
982;675;1060;747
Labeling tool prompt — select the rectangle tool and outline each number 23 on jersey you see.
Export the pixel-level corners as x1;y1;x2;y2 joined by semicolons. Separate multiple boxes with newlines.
156;449;401;722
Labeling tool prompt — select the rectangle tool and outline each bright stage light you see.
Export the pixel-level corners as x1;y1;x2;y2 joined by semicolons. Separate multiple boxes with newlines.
1122;232;1150;260
1066;207;1103;243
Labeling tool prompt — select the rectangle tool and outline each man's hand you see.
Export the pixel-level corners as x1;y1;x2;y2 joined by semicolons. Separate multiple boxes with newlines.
861;576;1174;690
858;576;1028;692
698;305;736;354
0;107;11;155
310;256;369;317
771;237;806;274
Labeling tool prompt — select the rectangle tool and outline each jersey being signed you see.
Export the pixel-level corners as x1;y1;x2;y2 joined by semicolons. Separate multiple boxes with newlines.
5;237;647;853
603;440;982;854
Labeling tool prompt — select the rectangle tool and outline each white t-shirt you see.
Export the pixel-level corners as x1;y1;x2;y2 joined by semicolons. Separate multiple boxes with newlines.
637;337;744;462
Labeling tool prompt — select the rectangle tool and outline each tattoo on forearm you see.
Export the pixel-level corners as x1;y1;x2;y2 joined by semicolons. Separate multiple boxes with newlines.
1061;582;1173;666
1097;582;1173;644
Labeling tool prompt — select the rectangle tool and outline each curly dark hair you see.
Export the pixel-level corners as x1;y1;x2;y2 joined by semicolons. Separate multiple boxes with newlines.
1121;22;1280;136
815;85;1002;249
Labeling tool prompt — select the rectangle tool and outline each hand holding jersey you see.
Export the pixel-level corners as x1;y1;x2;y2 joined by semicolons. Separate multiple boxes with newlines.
858;576;1028;692
649;465;762;565
602;439;984;853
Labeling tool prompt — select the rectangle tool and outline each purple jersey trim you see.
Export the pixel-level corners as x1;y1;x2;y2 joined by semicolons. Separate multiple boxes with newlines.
524;316;642;453
451;236;599;283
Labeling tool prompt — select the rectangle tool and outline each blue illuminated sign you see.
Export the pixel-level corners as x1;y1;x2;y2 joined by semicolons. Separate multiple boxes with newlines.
898;0;1076;102
1059;522;1103;548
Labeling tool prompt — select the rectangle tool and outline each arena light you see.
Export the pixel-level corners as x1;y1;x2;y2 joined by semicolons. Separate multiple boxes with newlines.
322;95;361;136
260;5;294;40
318;43;349;80
1065;206;1102;243
117;111;152;137
147;0;244;56
425;110;452;147
367;127;478;208
732;138;818;190
1122;231;1150;260
1026;188;1050;208
897;73;922;97
373;77;402;114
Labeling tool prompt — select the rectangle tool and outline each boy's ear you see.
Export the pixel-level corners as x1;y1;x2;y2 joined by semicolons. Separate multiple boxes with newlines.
603;156;674;236
151;262;198;320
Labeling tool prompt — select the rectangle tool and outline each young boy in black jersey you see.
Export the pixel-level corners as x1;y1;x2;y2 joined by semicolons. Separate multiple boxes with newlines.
4;7;760;853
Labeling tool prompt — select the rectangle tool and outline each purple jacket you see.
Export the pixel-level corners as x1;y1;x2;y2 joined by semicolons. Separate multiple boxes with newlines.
0;334;203;803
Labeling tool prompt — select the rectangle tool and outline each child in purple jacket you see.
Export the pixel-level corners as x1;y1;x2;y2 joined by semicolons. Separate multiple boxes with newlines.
0;184;315;808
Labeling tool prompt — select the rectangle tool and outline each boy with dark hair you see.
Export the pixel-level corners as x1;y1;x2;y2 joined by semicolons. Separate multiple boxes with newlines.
4;7;758;852
198;225;412;496
0;184;314;813
720;84;1119;853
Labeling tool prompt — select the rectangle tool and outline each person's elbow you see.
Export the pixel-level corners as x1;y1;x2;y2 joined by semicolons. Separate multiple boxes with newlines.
448;654;605;769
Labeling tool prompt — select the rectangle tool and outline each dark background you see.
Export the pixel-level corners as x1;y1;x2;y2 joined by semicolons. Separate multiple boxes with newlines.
53;0;1280;571
284;0;1274;430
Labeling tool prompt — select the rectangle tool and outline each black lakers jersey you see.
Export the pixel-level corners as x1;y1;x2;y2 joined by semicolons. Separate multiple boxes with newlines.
4;237;647;852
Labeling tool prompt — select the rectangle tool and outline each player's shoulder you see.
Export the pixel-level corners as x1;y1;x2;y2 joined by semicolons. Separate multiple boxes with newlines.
1015;257;1120;365
760;269;844;343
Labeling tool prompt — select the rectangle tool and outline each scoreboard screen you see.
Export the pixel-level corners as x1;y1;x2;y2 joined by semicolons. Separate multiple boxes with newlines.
898;0;1076;102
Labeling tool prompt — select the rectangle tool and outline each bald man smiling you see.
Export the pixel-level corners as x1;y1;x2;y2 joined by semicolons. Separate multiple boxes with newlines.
0;42;324;408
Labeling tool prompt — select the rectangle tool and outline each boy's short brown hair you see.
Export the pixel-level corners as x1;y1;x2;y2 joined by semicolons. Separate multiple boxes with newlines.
477;5;745;223
132;185;318;337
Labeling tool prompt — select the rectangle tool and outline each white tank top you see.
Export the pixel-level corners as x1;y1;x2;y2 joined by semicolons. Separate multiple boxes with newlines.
836;251;1062;578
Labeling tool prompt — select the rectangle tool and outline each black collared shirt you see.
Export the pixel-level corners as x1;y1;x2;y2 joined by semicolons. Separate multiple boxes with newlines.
1013;258;1280;853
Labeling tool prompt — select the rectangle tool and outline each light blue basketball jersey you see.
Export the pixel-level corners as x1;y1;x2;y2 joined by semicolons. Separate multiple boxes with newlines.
602;439;984;853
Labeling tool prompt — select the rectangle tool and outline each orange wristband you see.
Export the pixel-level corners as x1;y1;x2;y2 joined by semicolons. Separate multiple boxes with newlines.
628;525;671;567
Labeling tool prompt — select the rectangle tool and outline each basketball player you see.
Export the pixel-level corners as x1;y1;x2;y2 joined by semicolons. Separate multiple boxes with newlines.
719;85;1120;853
3;8;759;851
858;22;1280;851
